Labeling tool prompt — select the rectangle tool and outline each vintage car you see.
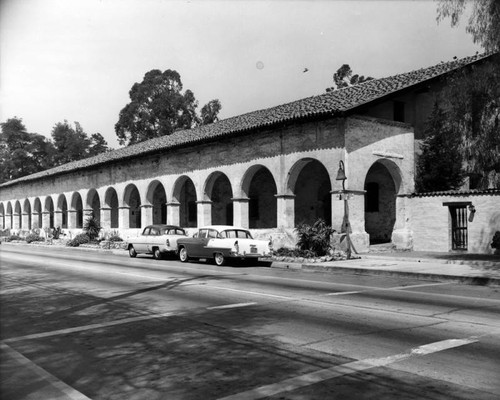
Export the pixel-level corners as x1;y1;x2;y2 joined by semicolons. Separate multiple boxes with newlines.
128;224;187;259
176;225;273;266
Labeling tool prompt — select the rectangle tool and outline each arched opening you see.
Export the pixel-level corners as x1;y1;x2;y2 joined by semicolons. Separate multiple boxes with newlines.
242;166;277;228
15;201;22;229
71;193;84;228
23;199;32;230
124;184;141;228
44;197;55;229
0;203;4;229
87;189;101;224
364;161;398;244
174;176;197;228
105;188;119;228
147;181;167;225
57;195;68;229
205;173;233;225
289;159;332;226
6;202;13;229
34;198;42;229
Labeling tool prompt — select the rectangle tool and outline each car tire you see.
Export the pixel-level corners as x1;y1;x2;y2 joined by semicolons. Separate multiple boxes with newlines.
179;247;189;263
214;252;226;266
129;245;137;258
153;248;162;260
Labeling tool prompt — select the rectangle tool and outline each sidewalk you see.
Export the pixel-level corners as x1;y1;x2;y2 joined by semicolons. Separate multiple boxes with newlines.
271;250;500;286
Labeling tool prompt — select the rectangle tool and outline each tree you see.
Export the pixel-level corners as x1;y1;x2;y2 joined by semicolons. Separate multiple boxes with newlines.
437;0;500;51
326;64;373;92
416;103;465;192
51;121;109;166
0;117;56;183
439;61;500;188
200;99;222;125
115;69;222;146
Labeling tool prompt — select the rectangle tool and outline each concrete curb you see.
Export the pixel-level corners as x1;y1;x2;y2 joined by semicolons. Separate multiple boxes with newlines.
270;261;500;286
359;254;500;268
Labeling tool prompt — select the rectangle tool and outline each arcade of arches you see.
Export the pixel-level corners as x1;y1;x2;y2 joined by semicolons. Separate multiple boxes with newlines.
0;116;414;252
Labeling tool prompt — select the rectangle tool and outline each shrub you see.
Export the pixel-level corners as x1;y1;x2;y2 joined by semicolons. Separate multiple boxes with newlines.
66;233;91;247
6;235;22;242
26;233;44;244
83;215;101;241
108;235;123;242
295;218;335;257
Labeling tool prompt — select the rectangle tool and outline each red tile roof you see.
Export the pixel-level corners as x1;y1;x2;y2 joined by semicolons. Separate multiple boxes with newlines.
1;52;495;187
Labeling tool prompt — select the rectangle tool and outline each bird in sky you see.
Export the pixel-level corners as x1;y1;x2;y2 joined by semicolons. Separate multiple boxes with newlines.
303;68;309;73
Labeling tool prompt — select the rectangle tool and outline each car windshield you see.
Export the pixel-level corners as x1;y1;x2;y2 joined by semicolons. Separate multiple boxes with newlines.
220;229;253;239
161;228;185;235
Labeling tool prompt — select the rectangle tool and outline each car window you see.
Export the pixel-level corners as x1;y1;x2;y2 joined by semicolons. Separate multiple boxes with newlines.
222;230;252;239
150;227;159;235
198;230;207;239
142;227;151;235
176;228;186;235
207;229;219;238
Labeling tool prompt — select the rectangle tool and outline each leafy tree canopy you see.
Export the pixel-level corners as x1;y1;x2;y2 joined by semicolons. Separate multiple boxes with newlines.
326;64;373;92
0;118;55;183
416;104;465;192
0;117;109;184
437;0;500;51
115;69;222;146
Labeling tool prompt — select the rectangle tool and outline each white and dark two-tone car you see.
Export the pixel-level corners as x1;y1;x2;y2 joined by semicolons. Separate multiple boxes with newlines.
128;224;187;259
176;225;273;266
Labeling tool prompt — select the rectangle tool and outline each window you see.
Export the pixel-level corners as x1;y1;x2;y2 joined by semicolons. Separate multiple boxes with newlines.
365;182;379;212
393;101;405;122
444;202;470;251
142;227;151;235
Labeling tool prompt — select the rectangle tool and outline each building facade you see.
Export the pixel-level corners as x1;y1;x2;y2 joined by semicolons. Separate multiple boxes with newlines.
1;53;499;254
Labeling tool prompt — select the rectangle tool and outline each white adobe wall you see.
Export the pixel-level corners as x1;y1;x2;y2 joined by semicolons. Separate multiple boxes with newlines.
409;193;500;254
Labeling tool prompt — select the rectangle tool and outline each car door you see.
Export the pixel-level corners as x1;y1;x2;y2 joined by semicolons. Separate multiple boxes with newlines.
188;229;210;258
147;226;159;252
136;227;150;252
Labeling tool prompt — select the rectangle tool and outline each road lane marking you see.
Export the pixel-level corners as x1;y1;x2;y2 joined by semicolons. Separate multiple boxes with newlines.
207;302;258;310
1;343;92;400
218;336;480;400
325;282;451;296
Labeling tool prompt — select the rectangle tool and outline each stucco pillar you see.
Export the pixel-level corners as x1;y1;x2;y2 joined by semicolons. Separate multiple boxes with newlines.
32;212;41;229
100;207;112;230
140;205;153;228
196;200;212;227
275;195;295;229
22;213;31;230
54;211;63;228
166;202;180;226
42;212;51;229
392;194;413;250
83;208;94;221
67;210;78;229
12;213;21;230
118;206;130;229
6;215;12;230
232;197;250;229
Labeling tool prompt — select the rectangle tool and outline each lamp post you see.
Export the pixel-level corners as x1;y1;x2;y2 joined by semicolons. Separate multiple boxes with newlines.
336;160;352;259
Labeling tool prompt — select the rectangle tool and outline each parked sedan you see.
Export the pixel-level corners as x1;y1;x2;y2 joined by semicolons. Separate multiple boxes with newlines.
128;224;187;259
176;225;273;266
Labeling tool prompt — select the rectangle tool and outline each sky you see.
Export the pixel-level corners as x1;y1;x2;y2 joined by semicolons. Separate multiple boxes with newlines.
0;0;482;148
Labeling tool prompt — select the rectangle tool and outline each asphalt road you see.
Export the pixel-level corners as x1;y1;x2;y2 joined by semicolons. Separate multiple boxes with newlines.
1;245;500;400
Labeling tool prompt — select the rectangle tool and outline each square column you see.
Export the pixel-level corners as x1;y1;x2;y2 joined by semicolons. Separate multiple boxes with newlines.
100;207;112;230
392;194;413;250
67;210;78;229
140;205;153;228
118;206;130;229
22;213;31;230
196;200;212;227
42;212;51;229
275;195;295;229
232;197;249;229
166;202;180;226
31;212;41;229
13;213;21;230
54;211;63;228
